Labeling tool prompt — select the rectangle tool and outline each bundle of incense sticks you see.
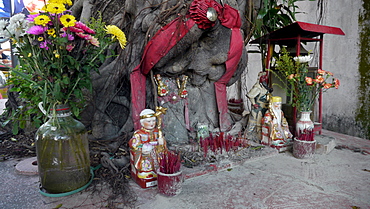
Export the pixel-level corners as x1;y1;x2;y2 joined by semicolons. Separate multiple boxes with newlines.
297;129;315;141
200;132;246;157
159;150;181;174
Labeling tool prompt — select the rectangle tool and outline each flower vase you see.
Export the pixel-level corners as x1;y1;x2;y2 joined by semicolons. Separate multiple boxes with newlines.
293;111;316;159
157;170;183;196
295;111;314;138
35;105;91;194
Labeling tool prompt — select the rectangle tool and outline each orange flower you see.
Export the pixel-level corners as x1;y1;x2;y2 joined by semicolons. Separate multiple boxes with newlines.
315;75;325;83
334;78;340;89
323;83;332;89
317;69;326;75
327;71;333;76
288;74;295;79
305;77;313;85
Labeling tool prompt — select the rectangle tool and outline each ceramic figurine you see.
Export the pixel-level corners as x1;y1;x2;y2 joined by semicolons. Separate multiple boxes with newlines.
176;75;188;98
261;96;293;151
129;109;167;188
154;74;169;97
245;72;273;142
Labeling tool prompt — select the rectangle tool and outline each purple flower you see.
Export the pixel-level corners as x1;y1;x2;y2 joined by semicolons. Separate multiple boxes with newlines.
27;25;47;35
39;41;49;50
61;32;74;41
26;14;40;22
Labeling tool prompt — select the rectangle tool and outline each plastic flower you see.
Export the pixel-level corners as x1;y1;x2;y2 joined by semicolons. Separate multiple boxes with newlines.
317;69;326;75
60;15;76;27
323;83;332;89
27;25;47;35
305;77;313;85
6;13;30;39
48;0;72;6
61;32;74;41
45;3;66;14
47;28;55;36
89;36;100;47
293;55;312;63
39;41;49;50
315;75;324;83
105;25;127;49
34;15;51;26
74;22;95;34
66;44;74;52
334;78;340;89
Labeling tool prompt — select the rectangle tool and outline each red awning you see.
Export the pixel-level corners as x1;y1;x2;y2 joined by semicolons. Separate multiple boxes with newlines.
250;21;345;44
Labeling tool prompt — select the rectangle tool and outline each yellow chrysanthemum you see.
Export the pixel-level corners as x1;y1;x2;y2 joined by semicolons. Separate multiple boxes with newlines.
34;15;51;26
105;25;127;49
60;14;76;27
28;53;32;57
48;0;73;6
47;28;55;36
45;3;66;14
38;37;44;41
55;54;60;58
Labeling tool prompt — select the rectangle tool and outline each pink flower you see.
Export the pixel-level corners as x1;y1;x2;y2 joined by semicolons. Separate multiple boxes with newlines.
61;32;74;41
27;25;47;35
66;26;84;34
76;32;91;40
39;41;49;50
89;36;99;47
26;14;40;22
66;44;74;52
74;21;95;34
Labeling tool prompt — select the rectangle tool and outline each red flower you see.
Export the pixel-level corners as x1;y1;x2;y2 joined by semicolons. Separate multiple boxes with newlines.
161;89;167;94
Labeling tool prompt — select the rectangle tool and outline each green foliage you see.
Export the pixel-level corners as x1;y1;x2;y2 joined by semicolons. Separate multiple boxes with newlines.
271;47;339;112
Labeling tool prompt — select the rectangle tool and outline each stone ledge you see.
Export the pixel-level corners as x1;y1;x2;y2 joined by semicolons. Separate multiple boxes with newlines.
315;135;336;155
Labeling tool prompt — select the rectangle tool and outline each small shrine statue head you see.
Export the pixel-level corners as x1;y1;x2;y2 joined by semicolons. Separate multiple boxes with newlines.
271;96;282;110
139;109;156;130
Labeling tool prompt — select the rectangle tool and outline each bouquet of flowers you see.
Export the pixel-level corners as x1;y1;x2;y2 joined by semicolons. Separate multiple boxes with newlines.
273;47;340;112
0;0;126;132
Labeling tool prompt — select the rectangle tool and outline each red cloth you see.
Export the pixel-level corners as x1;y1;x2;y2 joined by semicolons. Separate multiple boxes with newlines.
131;18;196;129
214;4;243;131
130;0;243;131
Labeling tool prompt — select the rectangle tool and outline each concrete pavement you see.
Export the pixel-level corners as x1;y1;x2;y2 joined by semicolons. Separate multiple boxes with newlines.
0;129;369;209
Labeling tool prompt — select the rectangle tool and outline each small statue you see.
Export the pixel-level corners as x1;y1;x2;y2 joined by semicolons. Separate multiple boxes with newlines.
245;72;273;142
129;108;167;188
176;75;188;98
154;74;169;97
261;96;293;151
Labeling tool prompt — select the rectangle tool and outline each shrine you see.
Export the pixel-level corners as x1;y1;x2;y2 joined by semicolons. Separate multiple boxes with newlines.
250;21;345;135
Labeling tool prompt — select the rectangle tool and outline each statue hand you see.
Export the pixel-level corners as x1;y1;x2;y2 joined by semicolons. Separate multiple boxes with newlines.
142;143;153;154
157;137;164;145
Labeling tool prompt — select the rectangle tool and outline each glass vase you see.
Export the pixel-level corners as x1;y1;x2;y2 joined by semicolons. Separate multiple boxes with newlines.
35;105;90;194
